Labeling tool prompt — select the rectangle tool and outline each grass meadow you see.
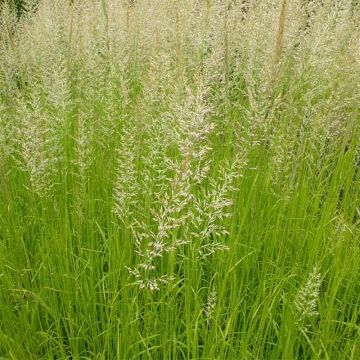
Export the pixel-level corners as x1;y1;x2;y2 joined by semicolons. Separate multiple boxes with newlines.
0;0;360;358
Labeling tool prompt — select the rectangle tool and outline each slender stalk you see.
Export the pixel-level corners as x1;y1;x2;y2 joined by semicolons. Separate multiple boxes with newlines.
274;0;287;76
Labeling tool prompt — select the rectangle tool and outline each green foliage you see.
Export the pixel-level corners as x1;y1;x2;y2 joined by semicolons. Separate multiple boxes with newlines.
0;0;359;359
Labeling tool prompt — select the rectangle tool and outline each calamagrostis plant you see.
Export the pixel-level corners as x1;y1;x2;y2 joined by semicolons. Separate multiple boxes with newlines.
195;154;247;259
294;266;322;326
269;129;295;189
273;0;287;80
74;112;93;182
72;111;93;220
14;102;54;197
170;85;214;183
127;84;216;291
0;2;16;50
204;284;217;326
113;126;139;225
0;104;12;161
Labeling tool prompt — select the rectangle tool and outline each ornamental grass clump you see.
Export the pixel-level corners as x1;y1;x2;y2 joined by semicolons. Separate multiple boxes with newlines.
0;0;359;359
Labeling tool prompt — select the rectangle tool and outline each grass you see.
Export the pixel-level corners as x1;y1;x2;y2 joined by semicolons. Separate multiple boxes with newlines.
0;0;360;359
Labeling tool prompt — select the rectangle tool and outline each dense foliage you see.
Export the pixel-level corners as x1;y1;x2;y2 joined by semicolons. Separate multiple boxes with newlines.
0;1;359;358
